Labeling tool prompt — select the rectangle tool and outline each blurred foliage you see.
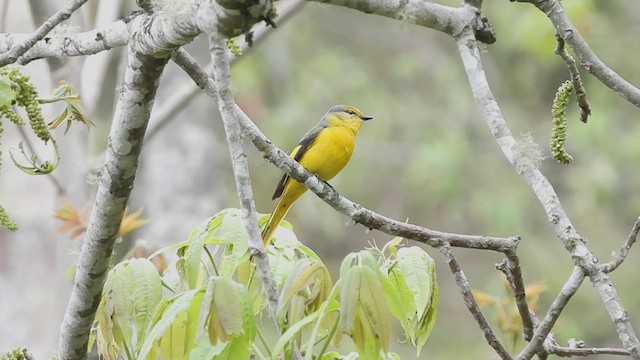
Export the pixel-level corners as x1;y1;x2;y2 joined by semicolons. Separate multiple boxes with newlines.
224;1;640;358
474;280;547;353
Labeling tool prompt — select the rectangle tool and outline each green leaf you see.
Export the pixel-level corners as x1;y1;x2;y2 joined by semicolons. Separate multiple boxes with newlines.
183;220;210;289
219;212;250;275
137;289;199;359
396;247;435;319
338;267;361;335
358;266;391;353
129;259;162;349
272;310;321;358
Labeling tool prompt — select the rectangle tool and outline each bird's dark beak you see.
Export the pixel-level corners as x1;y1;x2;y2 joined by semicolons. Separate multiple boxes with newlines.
361;115;373;121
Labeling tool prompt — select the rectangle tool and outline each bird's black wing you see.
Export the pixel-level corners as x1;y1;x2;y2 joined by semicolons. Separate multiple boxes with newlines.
271;124;324;200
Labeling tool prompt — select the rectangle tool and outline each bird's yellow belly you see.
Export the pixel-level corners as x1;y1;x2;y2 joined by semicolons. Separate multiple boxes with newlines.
298;126;355;181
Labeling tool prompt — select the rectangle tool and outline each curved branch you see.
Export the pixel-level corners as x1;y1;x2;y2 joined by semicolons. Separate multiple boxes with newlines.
513;0;640;108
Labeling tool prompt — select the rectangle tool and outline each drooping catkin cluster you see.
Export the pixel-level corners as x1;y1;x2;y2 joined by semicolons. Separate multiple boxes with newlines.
550;80;574;164
0;67;51;142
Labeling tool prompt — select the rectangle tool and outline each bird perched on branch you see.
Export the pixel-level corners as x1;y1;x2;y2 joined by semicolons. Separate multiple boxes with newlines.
261;105;373;245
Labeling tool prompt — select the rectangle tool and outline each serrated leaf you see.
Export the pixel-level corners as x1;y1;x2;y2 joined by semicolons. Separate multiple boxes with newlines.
219;213;250;275
212;277;245;338
182;220;209;289
339;268;361;334
382;267;414;332
416;279;438;355
128;258;162;349
396;247;435;319
358;266;390;353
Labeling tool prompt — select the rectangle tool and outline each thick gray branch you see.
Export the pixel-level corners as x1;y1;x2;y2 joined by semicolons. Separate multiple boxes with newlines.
456;28;640;358
0;0;88;66
57;46;168;360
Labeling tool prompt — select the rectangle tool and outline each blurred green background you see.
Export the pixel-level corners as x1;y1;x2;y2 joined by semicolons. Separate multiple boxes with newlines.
3;0;640;358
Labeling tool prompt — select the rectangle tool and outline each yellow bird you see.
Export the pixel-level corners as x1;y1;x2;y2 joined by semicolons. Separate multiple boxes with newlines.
261;105;372;246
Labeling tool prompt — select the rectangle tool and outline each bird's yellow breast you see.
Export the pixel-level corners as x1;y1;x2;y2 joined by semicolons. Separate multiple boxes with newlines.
298;126;356;181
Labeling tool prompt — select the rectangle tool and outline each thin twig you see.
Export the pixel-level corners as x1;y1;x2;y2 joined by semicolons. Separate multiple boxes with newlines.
554;34;591;123
516;267;585;360
496;250;534;341
512;0;640;109
0;0;89;66
439;243;512;360
549;345;630;357
602;217;640;273
207;37;282;323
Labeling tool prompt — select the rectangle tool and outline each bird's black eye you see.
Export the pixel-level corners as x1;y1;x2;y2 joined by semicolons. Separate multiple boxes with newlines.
346;109;356;115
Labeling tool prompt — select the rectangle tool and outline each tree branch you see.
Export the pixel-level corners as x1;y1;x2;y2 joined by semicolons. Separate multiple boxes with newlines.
512;0;640;109
439;243;512;359
554;34;590;123
57;45;168;360
208;36;281;323
496;251;534;341
456;27;640;358
602;217;640;273
0;0;88;66
516;267;585;360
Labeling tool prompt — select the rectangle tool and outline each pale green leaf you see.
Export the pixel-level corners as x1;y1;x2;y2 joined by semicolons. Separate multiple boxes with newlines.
188;337;226;360
183;220;209;289
137;290;199;359
396;247;435;319
272;310;321;359
385;267;416;330
338;268;360;334
358;267;391;353
129;258;162;350
212;276;245;338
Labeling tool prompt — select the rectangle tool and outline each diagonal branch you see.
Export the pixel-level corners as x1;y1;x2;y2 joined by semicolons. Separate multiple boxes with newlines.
456;27;640;358
602;217;640;273
439;243;512;359
496;251;534;341
171;49;521;255
57;44;169;360
512;0;640;109
516;267;585;360
0;0;88;66
207;37;281;324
